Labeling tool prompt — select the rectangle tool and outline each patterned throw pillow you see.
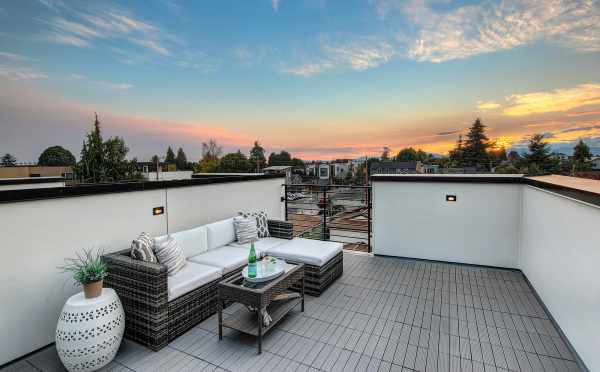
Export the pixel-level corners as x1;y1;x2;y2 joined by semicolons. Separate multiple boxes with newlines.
131;232;158;263
153;236;186;276
233;216;259;244
239;211;270;238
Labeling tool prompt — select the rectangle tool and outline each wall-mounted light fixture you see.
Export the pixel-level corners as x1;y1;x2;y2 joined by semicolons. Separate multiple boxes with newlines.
446;195;457;202
152;206;165;216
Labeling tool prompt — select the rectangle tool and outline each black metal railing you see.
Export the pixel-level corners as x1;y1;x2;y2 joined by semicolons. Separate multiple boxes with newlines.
283;184;372;252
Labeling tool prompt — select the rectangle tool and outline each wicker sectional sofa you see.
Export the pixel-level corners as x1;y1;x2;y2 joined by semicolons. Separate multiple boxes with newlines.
104;218;343;351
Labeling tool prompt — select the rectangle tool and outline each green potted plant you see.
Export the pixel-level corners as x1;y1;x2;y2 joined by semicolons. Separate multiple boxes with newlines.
60;248;107;299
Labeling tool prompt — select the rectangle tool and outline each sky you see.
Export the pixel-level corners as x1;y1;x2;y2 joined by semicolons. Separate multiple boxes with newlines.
1;0;600;162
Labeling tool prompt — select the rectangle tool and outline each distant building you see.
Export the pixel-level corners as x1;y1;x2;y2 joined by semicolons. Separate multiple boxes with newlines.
370;161;423;175
332;160;352;179
422;164;440;174
0;165;73;180
441;167;479;174
263;165;293;183
591;156;600;170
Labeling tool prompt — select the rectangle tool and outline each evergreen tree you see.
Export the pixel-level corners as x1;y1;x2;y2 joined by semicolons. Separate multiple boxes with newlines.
165;146;176;165
78;113;105;183
462;118;490;167
524;133;557;175
249;141;266;172
175;147;188;170
449;135;464;165
573;139;592;171
38;146;76;166
77;113;139;182
1;153;17;166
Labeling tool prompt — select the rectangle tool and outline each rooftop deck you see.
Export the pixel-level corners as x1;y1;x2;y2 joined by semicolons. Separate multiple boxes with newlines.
3;252;582;372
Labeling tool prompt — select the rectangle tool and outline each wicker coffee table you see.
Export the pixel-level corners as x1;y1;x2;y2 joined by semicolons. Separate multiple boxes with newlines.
218;262;304;354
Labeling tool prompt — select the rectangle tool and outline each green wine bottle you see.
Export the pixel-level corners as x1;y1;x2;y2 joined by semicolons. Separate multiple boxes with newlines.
248;242;257;278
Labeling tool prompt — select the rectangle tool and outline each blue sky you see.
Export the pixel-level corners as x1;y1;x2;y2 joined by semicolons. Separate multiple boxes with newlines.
1;0;600;161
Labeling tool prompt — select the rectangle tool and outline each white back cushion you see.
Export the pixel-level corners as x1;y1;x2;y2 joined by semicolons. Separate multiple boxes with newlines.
170;225;208;259
206;218;236;250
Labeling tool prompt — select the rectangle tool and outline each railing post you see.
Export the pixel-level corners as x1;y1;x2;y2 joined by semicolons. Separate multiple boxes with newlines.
322;185;327;241
367;186;372;253
284;184;288;221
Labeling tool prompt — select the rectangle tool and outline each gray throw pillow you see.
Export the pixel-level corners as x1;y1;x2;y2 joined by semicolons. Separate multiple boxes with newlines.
234;216;259;244
153;236;186;276
239;211;270;238
131;232;158;263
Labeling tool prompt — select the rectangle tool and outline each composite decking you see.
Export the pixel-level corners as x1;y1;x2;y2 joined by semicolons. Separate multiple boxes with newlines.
1;253;582;372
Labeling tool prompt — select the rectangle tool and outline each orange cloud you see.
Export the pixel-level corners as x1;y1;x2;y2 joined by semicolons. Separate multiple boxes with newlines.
503;84;600;116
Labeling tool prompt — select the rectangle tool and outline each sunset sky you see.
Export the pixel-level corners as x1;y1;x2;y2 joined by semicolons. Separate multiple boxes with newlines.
1;0;600;161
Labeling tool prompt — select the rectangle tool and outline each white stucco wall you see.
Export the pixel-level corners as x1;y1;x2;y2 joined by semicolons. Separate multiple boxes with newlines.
519;186;600;372
372;181;521;268
0;178;282;365
167;177;284;232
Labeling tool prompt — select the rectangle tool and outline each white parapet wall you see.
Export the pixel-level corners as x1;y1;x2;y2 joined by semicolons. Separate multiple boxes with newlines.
372;175;522;268
519;185;600;372
371;174;599;371
0;175;283;366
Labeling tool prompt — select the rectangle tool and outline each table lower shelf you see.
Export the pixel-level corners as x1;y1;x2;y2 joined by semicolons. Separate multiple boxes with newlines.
222;297;301;337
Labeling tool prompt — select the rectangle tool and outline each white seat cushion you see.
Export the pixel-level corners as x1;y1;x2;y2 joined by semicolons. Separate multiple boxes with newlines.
228;237;289;256
206;218;236;251
167;225;208;259
188;246;249;274
265;238;343;266
167;261;221;301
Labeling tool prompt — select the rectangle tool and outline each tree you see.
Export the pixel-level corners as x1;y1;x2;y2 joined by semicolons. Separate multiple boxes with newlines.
448;135;464;165
196;139;222;173
524;133;557;175
38;146;76;166
175;147;188;170
572;139;592;171
268;151;292;166
165;146;176;165
218;151;250;172
77;113;140;182
381;146;391;161
395;148;418;161
103;136;136;181
151;155;160;172
462;118;490;167
249;141;267;172
1;153;17;166
78;113;105;183
507;150;521;163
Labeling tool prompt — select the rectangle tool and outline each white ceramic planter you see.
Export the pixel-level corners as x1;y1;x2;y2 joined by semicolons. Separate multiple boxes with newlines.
55;288;125;372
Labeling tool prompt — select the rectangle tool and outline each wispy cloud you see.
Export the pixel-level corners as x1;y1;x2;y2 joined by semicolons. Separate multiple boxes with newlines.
282;61;334;77
436;130;460;136
41;6;171;56
399;0;600;63
566;110;600;117
272;0;281;11
477;101;501;110
0;51;38;62
503;84;600;116
0;65;47;80
95;80;133;91
282;38;395;77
